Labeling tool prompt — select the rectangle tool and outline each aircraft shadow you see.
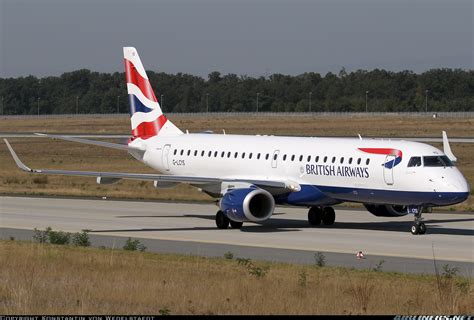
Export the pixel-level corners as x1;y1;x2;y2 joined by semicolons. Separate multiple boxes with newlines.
92;227;223;233
118;214;216;221
90;226;299;233
116;214;474;236
257;217;474;236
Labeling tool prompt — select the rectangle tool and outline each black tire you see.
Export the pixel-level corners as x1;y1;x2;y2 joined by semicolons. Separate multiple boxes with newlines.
322;207;336;225
308;207;322;226
418;222;427;235
411;224;419;235
229;220;244;229
216;210;230;229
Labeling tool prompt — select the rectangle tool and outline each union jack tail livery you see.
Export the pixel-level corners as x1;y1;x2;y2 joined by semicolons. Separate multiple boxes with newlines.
123;47;182;140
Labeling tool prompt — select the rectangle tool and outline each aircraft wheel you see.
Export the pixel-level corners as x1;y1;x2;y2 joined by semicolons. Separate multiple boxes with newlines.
308;207;322;226
229;220;243;229
418;222;427;235
322;207;336;225
216;210;230;229
411;224;420;235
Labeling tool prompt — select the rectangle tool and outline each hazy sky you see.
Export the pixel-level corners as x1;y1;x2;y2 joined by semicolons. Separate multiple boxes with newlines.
1;0;472;78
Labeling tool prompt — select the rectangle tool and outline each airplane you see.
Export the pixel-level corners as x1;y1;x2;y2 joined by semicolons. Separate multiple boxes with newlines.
4;47;470;235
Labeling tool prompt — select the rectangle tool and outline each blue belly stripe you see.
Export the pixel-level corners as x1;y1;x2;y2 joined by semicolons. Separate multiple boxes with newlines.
276;184;469;207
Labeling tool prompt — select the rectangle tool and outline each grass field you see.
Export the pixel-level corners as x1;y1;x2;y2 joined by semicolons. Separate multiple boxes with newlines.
0;115;472;210
1;240;472;315
2;114;474;136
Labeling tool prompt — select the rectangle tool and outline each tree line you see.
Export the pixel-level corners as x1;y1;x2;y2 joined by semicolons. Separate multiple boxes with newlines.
0;68;472;115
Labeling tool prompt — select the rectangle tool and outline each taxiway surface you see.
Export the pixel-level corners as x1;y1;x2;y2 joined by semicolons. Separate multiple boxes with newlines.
1;196;472;275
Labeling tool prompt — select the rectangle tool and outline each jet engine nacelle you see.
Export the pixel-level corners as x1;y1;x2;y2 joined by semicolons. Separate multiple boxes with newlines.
220;188;275;222
364;204;408;217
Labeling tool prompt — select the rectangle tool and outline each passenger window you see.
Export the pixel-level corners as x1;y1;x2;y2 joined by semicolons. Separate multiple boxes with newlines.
187;150;191;156
291;155;295;161
366;159;370;165
227;152;231;158
283;154;287;161
234;152;238;158
221;151;225;158
194;150;198;156
274;153;278;160
299;155;303;162
340;157;344;164
174;149;177;155
324;156;327;163
265;154;269;160
357;158;361;165
315;156;319;163
257;153;261;159
332;157;336;163
242;153;246;159
208;151;212;157
180;150;184;156
307;155;311;162
349;157;353;164
249;153;253;159
201;151;205;157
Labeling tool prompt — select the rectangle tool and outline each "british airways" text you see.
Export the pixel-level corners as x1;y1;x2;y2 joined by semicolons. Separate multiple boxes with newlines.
306;164;370;178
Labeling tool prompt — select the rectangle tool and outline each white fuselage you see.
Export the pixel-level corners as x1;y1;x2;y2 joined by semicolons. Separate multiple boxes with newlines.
131;133;470;207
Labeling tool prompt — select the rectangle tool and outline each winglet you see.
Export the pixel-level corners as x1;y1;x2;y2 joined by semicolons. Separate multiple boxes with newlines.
4;139;33;172
442;131;457;163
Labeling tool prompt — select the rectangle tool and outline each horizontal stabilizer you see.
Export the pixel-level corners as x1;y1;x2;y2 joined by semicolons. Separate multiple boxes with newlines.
35;133;132;151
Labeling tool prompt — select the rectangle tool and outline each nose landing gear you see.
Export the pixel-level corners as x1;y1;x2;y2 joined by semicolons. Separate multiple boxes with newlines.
409;206;426;235
411;222;426;235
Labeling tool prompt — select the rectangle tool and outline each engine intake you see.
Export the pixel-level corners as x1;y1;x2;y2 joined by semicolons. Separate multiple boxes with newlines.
364;204;408;217
220;188;275;222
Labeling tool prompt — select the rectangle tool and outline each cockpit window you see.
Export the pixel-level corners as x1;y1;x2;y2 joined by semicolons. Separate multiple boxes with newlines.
407;157;422;167
423;156;454;167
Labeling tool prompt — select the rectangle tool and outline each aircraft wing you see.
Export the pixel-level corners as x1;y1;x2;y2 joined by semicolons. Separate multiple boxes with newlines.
4;139;298;194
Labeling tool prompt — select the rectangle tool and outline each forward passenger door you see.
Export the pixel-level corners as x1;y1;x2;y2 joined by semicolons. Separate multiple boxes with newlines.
383;155;395;185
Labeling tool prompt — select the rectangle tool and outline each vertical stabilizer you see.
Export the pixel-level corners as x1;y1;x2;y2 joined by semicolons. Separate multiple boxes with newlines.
123;47;182;140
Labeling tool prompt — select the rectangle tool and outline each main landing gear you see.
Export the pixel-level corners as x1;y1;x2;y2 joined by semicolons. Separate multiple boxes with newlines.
410;207;426;235
308;206;336;226
215;210;243;229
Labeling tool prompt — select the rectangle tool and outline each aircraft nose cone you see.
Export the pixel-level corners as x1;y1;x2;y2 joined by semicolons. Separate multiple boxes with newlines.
455;175;470;193
435;172;470;206
450;175;470;203
455;190;470;202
